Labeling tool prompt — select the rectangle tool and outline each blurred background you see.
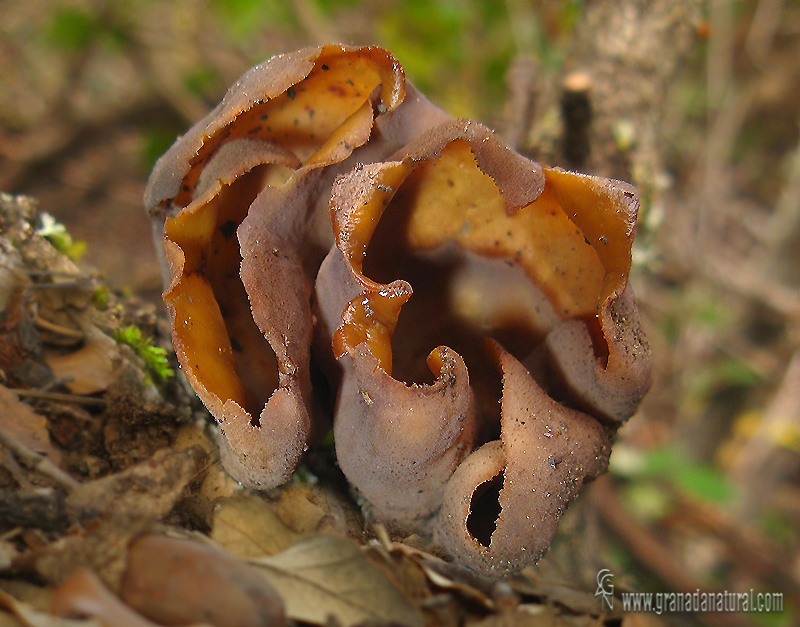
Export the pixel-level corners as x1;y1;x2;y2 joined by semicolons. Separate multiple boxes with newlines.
2;0;799;624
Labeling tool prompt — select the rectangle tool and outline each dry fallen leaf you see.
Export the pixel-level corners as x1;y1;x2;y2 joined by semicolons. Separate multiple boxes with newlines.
0;384;62;470
66;447;205;522
273;482;359;536
210;496;298;559
45;328;119;395
465;604;569;627
250;534;424;627
51;568;183;627
0;587;96;627
120;535;285;627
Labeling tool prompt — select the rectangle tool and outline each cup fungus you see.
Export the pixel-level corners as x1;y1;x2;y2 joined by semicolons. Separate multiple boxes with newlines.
146;45;651;575
316;119;651;575
145;45;448;488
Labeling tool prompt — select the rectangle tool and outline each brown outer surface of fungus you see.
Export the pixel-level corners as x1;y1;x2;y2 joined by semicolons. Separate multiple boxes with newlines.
145;45;453;488
434;342;611;576
145;43;651;575
317;119;651;574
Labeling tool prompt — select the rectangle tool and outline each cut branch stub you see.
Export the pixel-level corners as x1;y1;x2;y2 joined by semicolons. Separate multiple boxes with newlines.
317;119;650;573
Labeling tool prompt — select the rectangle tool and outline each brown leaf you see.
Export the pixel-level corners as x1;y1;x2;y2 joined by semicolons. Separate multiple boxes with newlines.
273;482;360;537
0;587;90;627
45;328;118;395
0;384;62;469
23;519;143;589
51;567;180;627
120;535;285;627
465;604;581;627
211;496;298;559
250;534;423;627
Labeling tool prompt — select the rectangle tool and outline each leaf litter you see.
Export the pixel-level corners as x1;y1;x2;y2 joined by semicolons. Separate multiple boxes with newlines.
0;190;624;626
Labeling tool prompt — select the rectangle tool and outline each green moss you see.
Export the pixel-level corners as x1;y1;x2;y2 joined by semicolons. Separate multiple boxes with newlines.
36;212;87;261
91;286;110;310
114;325;174;384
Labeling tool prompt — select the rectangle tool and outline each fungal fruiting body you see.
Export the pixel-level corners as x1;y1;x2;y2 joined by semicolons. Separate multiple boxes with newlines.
146;46;651;575
316;120;650;575
145;45;448;488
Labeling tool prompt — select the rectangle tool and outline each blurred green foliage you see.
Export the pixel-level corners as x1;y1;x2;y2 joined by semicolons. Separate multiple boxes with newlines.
36;212;87;261
611;444;738;506
45;5;129;52
182;67;224;99
142;127;182;171
374;0;580;118
688;357;764;403
211;0;297;38
45;7;99;51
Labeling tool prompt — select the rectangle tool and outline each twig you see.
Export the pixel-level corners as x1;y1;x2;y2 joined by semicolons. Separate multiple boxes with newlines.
0;424;80;490
292;0;339;45
670;498;800;609
27;279;95;290
702;255;800;321
765;114;800;249
500;55;539;152
745;0;785;68
15;389;107;407
33;316;85;339
591;475;752;627
2;448;37;491
732;348;800;510
27;269;89;278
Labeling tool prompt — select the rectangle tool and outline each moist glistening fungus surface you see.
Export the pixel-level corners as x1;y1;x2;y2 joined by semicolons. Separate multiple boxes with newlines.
147;45;652;576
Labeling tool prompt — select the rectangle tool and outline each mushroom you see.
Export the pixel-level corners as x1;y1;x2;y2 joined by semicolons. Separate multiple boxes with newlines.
316;119;650;573
146;44;651;575
145;45;448;488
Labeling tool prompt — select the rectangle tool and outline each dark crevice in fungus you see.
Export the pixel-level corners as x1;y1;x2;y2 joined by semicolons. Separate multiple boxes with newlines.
358;141;560;414
207;169;279;420
466;472;503;548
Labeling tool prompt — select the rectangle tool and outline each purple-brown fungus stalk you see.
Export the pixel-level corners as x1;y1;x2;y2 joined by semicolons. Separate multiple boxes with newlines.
146;45;651;576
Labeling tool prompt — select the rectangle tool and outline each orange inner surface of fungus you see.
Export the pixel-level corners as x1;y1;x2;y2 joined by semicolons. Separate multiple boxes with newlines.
164;169;278;417
174;47;401;208
336;141;621;386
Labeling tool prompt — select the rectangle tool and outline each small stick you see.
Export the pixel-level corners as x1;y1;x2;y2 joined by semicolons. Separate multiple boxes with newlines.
15;389;107;407
0;425;80;490
27;279;95;290
33;316;84;339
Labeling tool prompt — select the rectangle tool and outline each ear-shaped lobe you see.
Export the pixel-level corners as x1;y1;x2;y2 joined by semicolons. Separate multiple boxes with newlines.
317;119;650;573
435;342;611;576
147;46;454;489
146;45;406;214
